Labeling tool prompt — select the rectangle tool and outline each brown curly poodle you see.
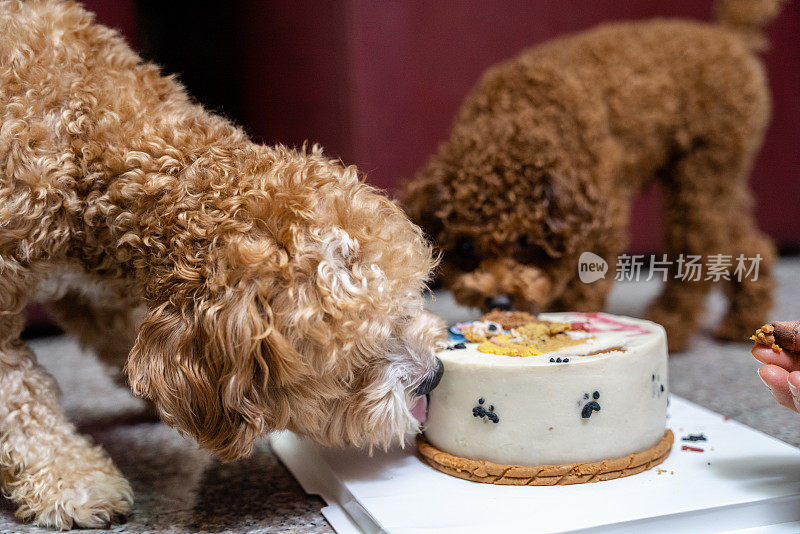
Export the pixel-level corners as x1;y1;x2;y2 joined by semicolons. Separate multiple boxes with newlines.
0;0;443;528
404;0;782;352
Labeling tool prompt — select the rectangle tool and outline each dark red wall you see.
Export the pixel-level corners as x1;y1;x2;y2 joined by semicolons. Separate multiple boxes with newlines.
89;1;800;253
82;0;138;48
238;1;800;253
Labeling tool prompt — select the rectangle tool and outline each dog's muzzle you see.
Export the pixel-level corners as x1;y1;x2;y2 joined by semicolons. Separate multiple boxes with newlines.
414;357;444;396
485;294;513;311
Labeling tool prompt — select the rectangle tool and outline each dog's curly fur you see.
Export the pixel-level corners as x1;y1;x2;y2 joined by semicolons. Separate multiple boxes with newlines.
0;1;443;528
404;0;782;352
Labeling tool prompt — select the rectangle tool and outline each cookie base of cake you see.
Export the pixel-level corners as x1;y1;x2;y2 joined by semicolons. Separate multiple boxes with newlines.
417;429;673;485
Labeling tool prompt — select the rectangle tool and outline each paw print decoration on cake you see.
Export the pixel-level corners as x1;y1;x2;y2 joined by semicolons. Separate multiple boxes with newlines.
472;398;499;423
580;391;601;419
651;373;666;399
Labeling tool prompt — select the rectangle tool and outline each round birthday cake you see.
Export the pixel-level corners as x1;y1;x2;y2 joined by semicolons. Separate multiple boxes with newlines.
419;310;673;485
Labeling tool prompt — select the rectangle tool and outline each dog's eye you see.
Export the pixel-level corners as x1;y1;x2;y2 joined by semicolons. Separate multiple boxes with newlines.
456;236;475;254
451;235;481;271
516;235;551;265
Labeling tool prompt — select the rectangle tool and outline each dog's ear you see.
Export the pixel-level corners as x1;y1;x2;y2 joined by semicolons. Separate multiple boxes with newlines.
531;167;603;258
125;287;304;461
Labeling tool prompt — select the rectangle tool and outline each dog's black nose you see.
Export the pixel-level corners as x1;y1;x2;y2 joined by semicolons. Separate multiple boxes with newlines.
415;357;444;396
485;294;512;311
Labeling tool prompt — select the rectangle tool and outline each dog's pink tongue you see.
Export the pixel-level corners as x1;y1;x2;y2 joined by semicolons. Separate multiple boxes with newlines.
411;395;428;424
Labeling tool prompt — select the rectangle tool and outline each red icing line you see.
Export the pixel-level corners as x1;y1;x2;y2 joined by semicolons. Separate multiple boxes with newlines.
570;312;652;336
681;445;704;452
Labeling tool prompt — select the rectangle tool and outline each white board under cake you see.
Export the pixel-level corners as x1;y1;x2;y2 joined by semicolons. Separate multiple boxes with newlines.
272;397;800;533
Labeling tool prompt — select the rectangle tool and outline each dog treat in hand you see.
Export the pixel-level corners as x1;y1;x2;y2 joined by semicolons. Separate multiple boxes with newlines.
751;321;800;352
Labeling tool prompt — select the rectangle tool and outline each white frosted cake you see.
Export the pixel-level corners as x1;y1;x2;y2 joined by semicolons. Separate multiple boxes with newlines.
420;311;671;484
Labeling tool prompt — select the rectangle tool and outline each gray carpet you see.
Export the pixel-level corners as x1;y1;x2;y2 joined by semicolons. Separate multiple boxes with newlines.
1;258;799;533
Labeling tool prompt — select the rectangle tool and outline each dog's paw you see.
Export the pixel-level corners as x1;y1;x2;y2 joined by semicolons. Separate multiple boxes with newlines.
10;457;132;529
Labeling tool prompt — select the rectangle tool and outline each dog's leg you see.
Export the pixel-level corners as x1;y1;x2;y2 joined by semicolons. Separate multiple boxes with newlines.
45;291;159;423
647;142;766;351
551;268;615;312
648;54;774;351
713;199;776;343
0;306;133;528
552;222;629;313
550;203;630;314
45;289;143;383
647;144;726;351
647;277;711;352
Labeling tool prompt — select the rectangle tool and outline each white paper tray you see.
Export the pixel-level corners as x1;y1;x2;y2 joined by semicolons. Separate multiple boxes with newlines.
271;397;800;533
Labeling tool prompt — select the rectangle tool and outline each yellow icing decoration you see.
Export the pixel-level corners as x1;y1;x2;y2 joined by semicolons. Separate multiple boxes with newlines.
477;338;541;357
472;321;586;357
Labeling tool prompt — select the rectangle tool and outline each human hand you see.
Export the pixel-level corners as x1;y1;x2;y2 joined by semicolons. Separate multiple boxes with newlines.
753;344;800;412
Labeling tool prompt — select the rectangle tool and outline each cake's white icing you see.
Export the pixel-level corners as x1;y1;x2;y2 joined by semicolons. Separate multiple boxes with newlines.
424;312;669;466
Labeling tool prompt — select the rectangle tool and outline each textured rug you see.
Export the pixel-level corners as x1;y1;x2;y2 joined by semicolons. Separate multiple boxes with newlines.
1;257;798;533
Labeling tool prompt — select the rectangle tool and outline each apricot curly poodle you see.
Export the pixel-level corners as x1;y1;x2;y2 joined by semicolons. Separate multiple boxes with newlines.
0;0;443;528
405;0;782;352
